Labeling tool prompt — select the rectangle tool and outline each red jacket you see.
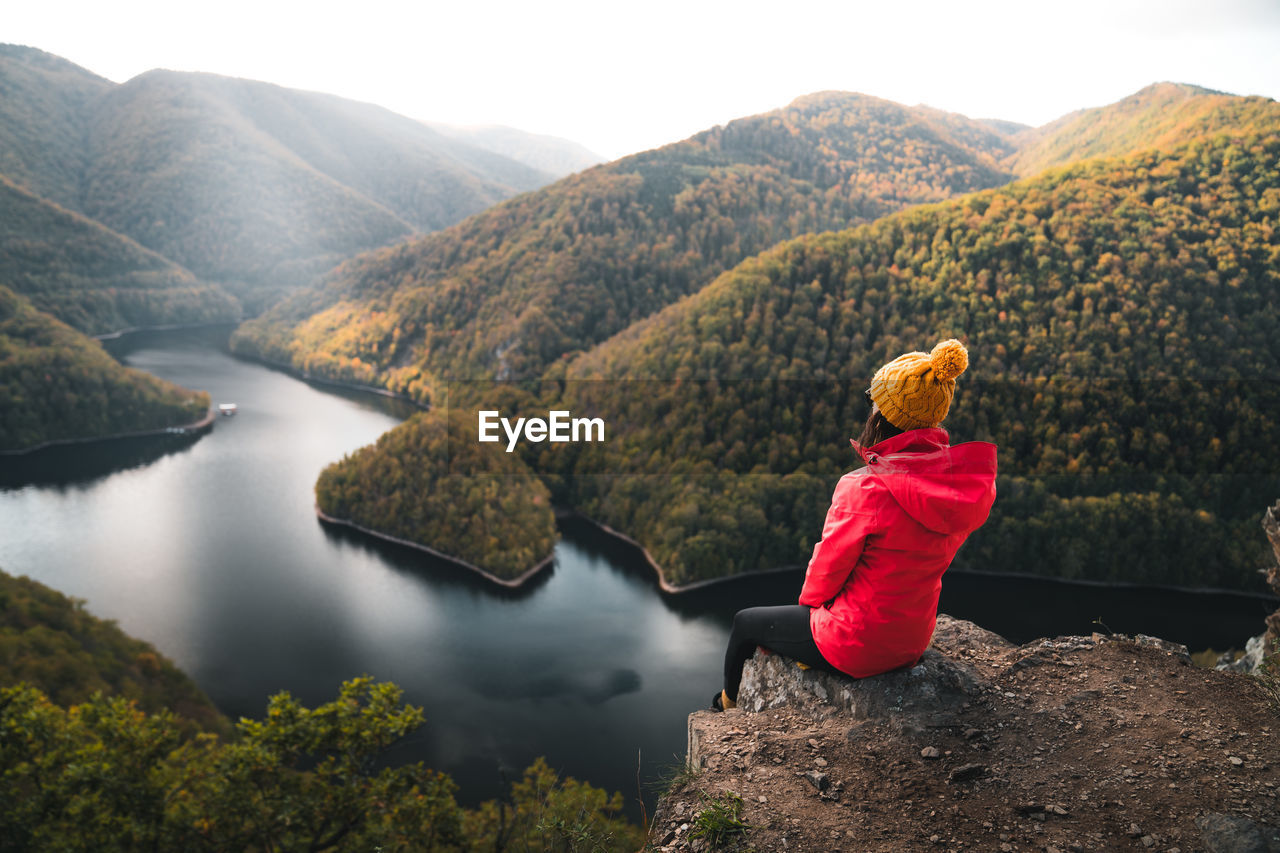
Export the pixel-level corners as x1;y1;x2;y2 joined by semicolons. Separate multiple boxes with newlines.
799;428;997;678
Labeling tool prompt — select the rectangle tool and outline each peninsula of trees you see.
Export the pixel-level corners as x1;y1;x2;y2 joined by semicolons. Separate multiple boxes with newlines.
0;286;211;452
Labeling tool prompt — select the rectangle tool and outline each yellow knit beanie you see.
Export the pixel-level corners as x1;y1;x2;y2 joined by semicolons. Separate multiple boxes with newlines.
869;339;969;430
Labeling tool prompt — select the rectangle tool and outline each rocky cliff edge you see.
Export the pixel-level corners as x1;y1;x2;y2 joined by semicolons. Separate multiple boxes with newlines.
653;616;1280;853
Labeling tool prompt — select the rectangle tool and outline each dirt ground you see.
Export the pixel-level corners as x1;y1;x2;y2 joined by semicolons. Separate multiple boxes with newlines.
650;631;1280;852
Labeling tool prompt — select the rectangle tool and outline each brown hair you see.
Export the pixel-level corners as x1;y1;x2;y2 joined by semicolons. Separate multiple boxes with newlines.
856;407;903;450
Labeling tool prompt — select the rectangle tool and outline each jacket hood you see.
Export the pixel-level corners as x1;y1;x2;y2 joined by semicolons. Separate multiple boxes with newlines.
852;428;998;536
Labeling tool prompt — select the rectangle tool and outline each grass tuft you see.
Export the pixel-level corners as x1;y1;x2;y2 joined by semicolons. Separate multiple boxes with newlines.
649;756;702;798
1254;636;1280;713
691;790;751;849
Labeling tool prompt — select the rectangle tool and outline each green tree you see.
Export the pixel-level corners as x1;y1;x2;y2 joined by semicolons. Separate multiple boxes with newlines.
0;679;463;852
0;678;644;852
464;757;646;853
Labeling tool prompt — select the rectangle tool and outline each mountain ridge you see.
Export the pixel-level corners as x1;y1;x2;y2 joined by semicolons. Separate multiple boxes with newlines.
230;82;1279;404
0;44;573;297
230;89;1025;393
425;121;605;177
0;44;113;210
1005;80;1269;175
0;172;240;335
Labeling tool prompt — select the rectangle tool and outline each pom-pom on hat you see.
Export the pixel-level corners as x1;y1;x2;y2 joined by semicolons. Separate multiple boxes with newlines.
868;339;969;430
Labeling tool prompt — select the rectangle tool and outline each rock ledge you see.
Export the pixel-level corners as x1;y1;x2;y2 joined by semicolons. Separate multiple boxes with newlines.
662;615;1280;853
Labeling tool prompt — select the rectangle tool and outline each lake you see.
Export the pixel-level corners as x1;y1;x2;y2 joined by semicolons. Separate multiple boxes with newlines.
0;326;1274;819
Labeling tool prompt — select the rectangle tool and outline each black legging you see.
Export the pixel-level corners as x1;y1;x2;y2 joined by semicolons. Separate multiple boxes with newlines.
723;605;840;702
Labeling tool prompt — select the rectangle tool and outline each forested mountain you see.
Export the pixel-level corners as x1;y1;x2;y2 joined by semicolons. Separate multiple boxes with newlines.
81;70;554;289
0;45;112;211
0;286;210;452
230;84;1280;402
1005;82;1279;176
325;127;1280;588
0;44;559;297
550;131;1280;587
0;568;227;735
230;83;1280;589
0;176;238;334
427;122;605;177
230;91;1022;392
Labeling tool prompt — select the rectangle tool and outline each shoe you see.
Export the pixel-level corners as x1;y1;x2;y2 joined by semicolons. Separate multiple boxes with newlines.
710;689;737;712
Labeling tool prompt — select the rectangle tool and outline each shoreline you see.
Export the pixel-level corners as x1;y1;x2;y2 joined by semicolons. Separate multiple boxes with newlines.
562;510;1280;602
944;563;1280;601
314;506;555;589
103;322;424;409
93;319;241;342
0;407;217;457
560;509;806;595
100;320;426;409
228;348;427;409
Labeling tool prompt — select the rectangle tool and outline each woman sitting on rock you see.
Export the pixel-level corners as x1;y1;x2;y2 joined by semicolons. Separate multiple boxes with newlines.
713;339;998;711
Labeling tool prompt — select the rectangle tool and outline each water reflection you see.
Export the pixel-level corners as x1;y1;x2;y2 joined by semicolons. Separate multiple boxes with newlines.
0;428;209;491
318;519;556;601
470;667;643;705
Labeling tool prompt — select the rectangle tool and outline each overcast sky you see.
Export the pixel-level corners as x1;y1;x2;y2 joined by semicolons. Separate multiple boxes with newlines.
9;0;1280;160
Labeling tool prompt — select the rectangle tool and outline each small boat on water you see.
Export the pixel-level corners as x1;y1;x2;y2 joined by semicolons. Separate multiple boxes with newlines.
218;403;238;416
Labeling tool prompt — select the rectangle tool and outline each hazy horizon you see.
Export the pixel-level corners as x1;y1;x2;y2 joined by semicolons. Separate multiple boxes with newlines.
9;0;1280;160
